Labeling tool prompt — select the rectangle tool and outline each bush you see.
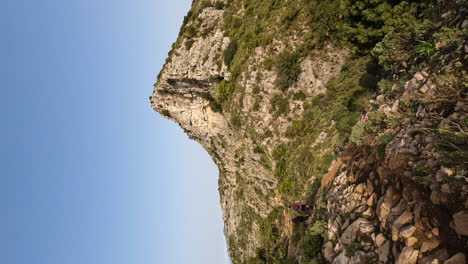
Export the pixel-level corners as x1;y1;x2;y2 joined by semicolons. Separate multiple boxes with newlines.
253;146;264;154
275;50;301;91
270;95;289;117
433;27;466;49
301;233;324;259
214;1;225;10
184;25;197;38
223;39;238;67
185;39;195;50
216;80;235;103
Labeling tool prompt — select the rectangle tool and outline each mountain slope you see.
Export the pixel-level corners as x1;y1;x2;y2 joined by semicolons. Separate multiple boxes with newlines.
151;0;468;263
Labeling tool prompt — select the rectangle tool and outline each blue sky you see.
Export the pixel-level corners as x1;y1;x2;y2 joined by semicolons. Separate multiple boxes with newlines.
3;0;229;263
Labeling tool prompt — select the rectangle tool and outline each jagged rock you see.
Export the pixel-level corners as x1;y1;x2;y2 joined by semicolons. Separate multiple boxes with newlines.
334;242;342;253
333;251;349;264
375;233;386;247
406;79;418;90
379;200;392;221
400;225;417;239
420;84;430;93
362;207;373;217
421;240;440;253
328;218;341;240
441;184;451;194
367;193;377;207
349;251;366;264
397;247;420;264
419;248;449;264
378;240;391;263
430;191;445;205
340;218;374;244
414;72;425;81
355;183;365;194
444;253;466;264
432;228;439;236
407;237;418;247
452;211;468;236
392;211;414;241
324;242;335;262
376;95;385;103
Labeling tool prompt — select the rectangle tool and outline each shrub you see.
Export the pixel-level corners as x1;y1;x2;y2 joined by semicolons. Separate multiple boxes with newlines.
279;177;293;194
293;91;306;100
185;39;195;50
210;74;224;83
433;27;466;49
167;79;176;86
270;95;290;117
223;39;238;67
301;233;324;259
253;146;264;154
214;1;225;10
216;80;234;103
184;25;197;38
275;50;301;91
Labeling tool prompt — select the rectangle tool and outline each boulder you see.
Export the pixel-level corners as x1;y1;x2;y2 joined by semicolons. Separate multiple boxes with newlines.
375;233;386;247
400;225;417;239
421;240;440;253
407;237;418;247
452;211;468;236
396;247;419;264
378;240;391;263
444;253;466;264
324;242;334;262
392;211;414;240
419;249;449;264
333;251;349;264
414;72;425;81
340;218;374;244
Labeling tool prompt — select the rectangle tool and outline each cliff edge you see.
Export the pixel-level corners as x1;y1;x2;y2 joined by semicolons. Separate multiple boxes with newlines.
151;1;468;263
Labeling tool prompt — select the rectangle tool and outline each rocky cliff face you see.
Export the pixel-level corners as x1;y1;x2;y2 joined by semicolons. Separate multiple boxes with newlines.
151;0;467;263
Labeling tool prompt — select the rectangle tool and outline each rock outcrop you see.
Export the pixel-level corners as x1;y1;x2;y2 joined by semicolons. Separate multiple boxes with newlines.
151;0;468;263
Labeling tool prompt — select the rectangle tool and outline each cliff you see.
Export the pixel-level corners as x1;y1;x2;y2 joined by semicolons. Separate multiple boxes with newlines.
151;1;468;263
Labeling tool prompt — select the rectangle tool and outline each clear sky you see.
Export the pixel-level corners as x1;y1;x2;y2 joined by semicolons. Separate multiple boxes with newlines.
3;0;230;263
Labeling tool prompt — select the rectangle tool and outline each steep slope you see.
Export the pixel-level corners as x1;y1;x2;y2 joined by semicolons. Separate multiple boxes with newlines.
151;0;467;263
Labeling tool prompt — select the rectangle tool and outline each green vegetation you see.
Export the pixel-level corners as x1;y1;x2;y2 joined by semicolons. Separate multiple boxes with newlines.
415;40;436;58
275;50;302;91
223;39;238;67
270;95;290;117
185;39;195;50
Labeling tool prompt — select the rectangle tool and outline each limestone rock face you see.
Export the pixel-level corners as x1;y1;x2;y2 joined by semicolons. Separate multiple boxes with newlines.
150;2;348;262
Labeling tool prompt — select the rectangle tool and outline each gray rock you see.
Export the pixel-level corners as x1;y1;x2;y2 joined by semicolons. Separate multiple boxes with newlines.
333;251;349;264
392;211;414;240
396;247;419;264
444;253;466;264
462;19;468;29
420;84;430;93
419;248;449;264
400;225;417;239
407;237;418;247
340;218;375;244
421;240;440;253
378;240;391;263
324;242;335;262
376;95;385;103
414;72;425;81
375;233;386;247
452;211;468;236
